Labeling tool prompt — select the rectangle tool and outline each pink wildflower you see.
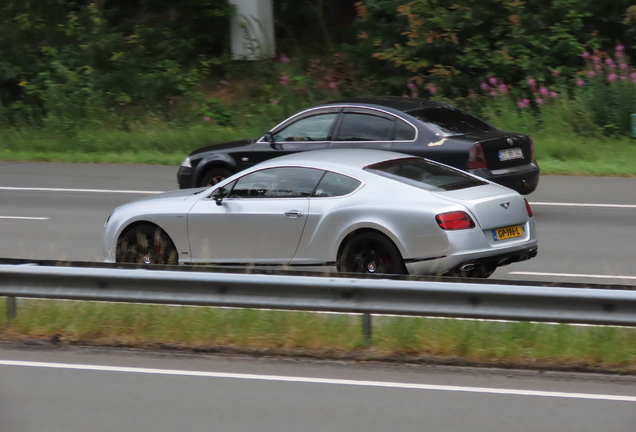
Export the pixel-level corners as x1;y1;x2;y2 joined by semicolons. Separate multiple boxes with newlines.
620;76;627;81
480;82;489;91
576;80;585;87
539;86;548;96
411;92;419;98
279;74;289;85
550;91;558;98
620;63;628;69
527;78;536;86
516;99;528;108
581;52;590;58
280;54;289;64
608;73;617;82
270;100;279;105
551;70;560;76
498;84;508;93
593;56;601;64
489;77;498;85
587;70;596;77
631;72;636;82
536;98;544;105
407;82;415;90
605;58;615;66
203;116;211;122
489;90;498;97
426;85;437;94
328;81;338;89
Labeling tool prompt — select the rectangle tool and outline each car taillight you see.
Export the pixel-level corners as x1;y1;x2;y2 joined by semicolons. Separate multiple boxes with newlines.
528;135;535;160
436;211;476;230
524;198;533;217
468;143;487;169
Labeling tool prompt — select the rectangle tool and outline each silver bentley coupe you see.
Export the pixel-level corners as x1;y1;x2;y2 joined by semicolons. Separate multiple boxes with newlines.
104;149;537;278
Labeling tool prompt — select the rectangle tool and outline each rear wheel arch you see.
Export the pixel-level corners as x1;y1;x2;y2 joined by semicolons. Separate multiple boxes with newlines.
336;228;407;275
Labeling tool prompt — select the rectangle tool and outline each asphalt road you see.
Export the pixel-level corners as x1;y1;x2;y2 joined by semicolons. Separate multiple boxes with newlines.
1;345;635;432
1;161;636;284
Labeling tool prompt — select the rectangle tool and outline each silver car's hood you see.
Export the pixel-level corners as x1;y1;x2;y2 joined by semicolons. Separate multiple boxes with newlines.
130;187;209;204
432;184;527;230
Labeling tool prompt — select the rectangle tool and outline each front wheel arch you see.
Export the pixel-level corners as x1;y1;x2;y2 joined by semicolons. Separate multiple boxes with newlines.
196;163;235;187
116;222;178;265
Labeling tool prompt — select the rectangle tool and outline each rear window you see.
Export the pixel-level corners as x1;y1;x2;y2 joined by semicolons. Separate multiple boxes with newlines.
408;107;494;136
364;157;487;191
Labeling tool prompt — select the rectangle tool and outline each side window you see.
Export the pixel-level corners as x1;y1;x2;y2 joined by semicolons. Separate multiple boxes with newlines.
229;167;324;198
394;119;416;141
272;113;337;142
312;171;361;197
334;113;393;141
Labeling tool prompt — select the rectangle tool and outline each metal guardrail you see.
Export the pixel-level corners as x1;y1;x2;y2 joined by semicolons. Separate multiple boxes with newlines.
2;264;636;341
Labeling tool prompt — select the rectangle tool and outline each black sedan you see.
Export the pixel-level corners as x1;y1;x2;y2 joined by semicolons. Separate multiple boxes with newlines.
177;96;539;194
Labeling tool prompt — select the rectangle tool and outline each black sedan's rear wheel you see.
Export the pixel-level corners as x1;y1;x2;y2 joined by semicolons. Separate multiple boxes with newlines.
337;232;406;275
117;224;178;265
199;167;233;187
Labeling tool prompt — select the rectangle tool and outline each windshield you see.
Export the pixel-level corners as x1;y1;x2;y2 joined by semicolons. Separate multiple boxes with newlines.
408;107;494;136
364;157;487;191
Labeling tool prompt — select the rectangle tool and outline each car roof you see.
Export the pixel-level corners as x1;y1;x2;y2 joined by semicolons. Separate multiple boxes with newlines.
252;148;414;172
323;96;445;113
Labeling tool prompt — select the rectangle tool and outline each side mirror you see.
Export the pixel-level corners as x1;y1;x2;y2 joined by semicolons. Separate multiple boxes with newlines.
263;131;275;143
211;187;225;206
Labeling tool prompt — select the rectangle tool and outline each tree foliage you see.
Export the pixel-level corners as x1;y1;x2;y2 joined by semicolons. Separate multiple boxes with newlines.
0;0;235;128
353;0;636;96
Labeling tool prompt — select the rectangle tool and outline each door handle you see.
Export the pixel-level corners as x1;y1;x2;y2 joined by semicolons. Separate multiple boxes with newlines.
284;210;304;218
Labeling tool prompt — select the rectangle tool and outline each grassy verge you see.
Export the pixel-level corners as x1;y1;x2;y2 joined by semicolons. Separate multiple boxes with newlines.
2;124;636;177
2;299;636;372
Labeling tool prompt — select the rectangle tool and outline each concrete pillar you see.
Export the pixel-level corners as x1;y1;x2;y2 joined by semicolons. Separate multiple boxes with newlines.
229;0;275;60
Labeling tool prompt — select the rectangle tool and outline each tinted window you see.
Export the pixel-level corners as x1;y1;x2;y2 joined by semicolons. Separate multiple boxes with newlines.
394;119;416;140
229;167;324;198
365;157;487;191
408;107;494;135
312;172;361;197
335;113;393;141
273;113;337;142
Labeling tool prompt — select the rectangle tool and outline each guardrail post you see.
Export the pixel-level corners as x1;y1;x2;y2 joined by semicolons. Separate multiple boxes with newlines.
6;296;17;321
362;313;372;343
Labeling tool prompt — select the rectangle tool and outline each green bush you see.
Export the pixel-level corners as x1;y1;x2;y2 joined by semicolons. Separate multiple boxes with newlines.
0;0;235;129
352;0;636;97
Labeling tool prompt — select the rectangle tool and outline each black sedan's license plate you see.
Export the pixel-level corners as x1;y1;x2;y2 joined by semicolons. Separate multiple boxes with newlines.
493;225;523;241
498;147;523;161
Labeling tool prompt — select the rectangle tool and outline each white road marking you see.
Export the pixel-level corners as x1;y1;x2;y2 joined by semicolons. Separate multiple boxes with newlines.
0;186;161;194
0;216;49;220
530;202;636;209
1;360;635;402
509;271;636;281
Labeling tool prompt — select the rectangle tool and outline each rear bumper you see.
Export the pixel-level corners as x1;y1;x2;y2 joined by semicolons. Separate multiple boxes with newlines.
406;240;538;276
444;245;538;276
470;161;540;195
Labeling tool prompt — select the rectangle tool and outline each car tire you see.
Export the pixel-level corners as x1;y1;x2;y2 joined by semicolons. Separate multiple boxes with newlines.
199;167;233;187
337;232;406;275
116;224;178;265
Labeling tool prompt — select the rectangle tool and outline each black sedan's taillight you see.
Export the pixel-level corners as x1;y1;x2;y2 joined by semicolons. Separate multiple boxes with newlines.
468;143;487;169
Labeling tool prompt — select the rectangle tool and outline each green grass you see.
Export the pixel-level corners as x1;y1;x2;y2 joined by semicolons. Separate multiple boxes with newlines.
2;121;635;177
3;299;636;371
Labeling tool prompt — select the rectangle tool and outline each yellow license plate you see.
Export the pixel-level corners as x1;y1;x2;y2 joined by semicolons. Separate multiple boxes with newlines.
493;225;523;241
